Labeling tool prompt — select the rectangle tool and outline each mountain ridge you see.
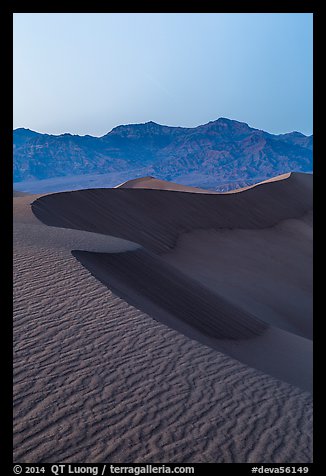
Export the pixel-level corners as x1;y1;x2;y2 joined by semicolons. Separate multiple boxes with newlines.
13;118;313;191
14;118;312;140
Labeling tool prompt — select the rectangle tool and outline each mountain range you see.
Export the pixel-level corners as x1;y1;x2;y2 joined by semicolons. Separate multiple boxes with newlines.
13;118;313;192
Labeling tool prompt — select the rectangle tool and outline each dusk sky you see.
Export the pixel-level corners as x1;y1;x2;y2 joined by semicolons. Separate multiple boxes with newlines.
13;13;313;137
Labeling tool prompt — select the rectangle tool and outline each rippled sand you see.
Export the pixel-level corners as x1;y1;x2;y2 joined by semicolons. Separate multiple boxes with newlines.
13;173;312;463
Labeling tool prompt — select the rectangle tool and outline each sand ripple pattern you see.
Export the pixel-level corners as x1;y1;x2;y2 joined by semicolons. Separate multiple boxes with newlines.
14;231;312;463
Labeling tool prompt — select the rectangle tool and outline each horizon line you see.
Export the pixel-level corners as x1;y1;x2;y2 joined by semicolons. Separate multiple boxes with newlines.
13;117;313;138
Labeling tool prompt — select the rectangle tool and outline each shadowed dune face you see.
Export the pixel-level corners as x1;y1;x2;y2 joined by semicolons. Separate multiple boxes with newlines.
72;249;268;340
163;212;313;340
32;172;312;254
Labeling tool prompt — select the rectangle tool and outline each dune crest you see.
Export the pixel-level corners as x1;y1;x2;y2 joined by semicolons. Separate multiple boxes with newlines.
116;172;292;194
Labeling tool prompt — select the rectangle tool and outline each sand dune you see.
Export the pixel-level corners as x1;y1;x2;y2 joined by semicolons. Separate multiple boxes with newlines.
30;171;313;391
32;172;311;254
13;172;313;463
116;175;218;193
116;173;291;193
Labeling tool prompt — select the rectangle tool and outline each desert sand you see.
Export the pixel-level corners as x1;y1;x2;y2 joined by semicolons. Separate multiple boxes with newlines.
13;172;312;463
116;173;291;194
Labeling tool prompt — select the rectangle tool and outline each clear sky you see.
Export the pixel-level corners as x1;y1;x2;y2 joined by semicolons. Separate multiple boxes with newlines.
13;13;313;137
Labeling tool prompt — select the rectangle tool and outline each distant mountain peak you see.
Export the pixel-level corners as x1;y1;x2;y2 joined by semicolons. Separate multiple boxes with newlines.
14;127;40;135
107;120;182;139
195;117;253;136
217;117;245;123
215;117;250;126
146;121;160;126
15;127;34;132
280;131;306;138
